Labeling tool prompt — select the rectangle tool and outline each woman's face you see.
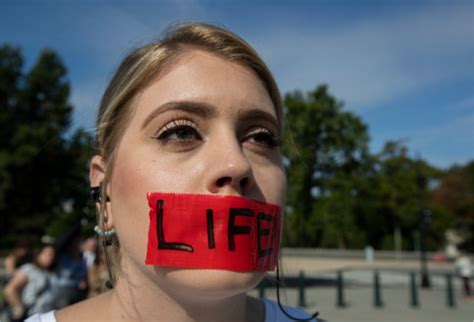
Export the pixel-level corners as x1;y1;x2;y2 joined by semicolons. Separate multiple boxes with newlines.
92;50;286;299
37;246;55;269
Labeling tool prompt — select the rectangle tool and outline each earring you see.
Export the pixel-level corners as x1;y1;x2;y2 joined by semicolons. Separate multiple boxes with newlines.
94;225;116;238
90;185;111;203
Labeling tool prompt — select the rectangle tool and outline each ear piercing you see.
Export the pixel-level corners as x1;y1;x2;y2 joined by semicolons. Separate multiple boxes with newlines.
91;185;115;238
90;186;111;203
94;225;116;237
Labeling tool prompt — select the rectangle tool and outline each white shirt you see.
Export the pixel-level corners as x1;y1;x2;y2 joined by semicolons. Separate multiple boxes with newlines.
456;255;472;277
18;264;57;316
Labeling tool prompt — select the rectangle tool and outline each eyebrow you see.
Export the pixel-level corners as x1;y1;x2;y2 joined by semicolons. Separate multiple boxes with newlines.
141;101;216;129
238;109;280;134
141;99;280;133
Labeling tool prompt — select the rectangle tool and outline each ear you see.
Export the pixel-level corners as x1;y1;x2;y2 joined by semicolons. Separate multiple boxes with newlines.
89;155;114;230
90;155;106;188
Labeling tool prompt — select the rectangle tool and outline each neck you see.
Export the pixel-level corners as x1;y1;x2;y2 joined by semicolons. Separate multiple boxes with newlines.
108;258;256;322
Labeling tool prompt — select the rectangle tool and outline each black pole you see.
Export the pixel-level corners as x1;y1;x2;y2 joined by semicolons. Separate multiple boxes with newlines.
336;270;346;307
298;271;306;307
373;270;383;308
410;271;419;307
446;273;456;308
419;209;431;288
420;226;430;288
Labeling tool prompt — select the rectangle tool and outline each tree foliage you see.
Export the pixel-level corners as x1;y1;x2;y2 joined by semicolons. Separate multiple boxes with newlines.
282;85;468;251
353;141;448;251
431;161;474;250
0;45;93;248
283;85;370;247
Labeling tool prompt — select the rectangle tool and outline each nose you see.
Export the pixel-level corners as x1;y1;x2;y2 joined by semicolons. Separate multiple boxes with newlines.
205;136;254;196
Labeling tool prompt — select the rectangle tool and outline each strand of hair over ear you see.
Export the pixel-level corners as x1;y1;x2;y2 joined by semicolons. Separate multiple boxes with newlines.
102;237;115;289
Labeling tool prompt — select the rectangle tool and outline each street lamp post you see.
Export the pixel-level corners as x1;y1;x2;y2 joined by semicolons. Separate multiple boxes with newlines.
419;208;432;288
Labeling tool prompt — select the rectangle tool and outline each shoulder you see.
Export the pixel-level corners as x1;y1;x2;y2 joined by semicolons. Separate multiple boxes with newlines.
18;263;35;273
262;298;318;322
25;310;57;322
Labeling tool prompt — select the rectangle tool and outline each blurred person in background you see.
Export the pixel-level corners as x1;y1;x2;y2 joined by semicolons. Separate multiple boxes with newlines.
455;250;473;298
54;236;88;309
3;240;34;281
1;240;34;319
81;238;96;269
3;244;57;321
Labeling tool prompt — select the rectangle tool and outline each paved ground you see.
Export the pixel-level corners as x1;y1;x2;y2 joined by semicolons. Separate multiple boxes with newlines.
249;285;474;322
250;254;474;322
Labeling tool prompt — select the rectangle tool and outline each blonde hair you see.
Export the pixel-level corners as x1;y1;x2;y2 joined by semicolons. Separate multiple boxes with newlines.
94;22;282;282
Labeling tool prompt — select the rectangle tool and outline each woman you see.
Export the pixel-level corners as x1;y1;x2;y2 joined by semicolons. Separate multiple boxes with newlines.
4;244;56;321
455;251;472;298
27;22;318;321
3;241;33;281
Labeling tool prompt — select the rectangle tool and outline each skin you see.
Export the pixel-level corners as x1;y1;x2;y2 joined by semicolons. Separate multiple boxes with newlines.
57;49;286;322
5;247;28;275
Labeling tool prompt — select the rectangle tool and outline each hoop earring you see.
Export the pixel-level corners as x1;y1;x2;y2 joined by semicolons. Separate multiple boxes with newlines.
93;225;116;238
91;185;115;289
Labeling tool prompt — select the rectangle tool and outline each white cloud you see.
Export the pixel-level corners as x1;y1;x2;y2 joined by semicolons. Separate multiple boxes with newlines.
251;2;474;110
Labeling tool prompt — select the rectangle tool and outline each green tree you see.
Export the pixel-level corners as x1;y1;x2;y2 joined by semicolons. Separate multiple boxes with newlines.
0;46;24;234
282;85;370;247
355;141;448;251
0;45;93;247
431;161;474;251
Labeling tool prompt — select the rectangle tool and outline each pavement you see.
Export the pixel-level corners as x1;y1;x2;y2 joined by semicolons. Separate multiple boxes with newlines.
249;285;474;322
249;254;474;322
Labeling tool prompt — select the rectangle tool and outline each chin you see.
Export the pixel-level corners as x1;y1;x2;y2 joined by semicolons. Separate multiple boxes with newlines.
156;267;265;300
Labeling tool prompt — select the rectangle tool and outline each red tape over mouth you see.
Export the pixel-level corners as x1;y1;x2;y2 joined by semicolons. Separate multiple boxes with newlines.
145;193;281;271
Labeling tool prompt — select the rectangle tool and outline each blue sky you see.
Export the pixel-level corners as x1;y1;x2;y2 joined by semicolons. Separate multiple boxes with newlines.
1;0;473;169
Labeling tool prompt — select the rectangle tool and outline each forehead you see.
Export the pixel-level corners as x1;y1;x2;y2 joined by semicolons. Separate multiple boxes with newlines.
41;246;54;254
131;50;276;122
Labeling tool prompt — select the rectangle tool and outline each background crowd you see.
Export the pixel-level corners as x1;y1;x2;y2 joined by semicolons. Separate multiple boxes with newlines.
0;227;108;321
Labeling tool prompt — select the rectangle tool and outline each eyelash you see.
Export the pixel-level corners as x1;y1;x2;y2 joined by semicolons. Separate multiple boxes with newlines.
244;128;281;149
152;119;201;142
152;119;280;149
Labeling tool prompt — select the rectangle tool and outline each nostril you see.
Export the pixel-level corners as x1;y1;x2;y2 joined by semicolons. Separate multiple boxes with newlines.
216;177;231;187
240;177;249;189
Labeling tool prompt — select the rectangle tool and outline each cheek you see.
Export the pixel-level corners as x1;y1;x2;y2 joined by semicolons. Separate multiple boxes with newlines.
109;146;203;265
110;149;155;266
253;162;287;207
111;146;203;198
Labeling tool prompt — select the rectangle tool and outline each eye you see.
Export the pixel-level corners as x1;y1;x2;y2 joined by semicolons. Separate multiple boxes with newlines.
152;119;202;143
244;128;280;149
